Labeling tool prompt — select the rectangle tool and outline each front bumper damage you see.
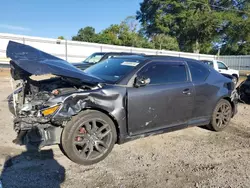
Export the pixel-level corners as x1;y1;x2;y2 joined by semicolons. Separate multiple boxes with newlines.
10;86;127;147
238;76;250;103
230;89;239;117
12;116;64;148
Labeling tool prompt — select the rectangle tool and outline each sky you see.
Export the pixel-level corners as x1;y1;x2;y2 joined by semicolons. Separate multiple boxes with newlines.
0;0;142;39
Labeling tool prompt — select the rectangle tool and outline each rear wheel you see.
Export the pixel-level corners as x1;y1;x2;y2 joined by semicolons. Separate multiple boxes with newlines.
207;99;232;131
60;110;117;165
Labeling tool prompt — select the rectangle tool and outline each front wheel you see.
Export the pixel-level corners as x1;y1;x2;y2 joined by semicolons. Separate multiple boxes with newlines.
60;110;117;165
207;99;232;131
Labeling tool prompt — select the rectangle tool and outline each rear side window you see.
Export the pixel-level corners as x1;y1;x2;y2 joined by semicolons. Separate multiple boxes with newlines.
139;62;187;85
188;61;210;82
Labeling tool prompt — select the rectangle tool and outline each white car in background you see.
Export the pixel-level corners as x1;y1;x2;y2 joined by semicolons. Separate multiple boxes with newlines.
201;60;239;85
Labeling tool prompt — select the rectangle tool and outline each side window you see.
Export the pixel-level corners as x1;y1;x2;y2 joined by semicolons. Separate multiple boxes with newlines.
188;61;210;82
139;62;187;85
217;62;227;69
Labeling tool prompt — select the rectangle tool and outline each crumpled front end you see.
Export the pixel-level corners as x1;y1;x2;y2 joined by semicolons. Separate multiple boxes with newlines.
8;76;80;148
8;73;127;148
230;89;239;117
238;75;250;103
6;41;108;148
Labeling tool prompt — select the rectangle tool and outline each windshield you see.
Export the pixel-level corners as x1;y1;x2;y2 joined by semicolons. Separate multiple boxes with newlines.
84;53;105;64
201;60;214;68
84;58;141;83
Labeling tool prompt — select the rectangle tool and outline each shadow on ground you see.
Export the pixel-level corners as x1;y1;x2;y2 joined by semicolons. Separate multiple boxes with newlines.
0;137;65;188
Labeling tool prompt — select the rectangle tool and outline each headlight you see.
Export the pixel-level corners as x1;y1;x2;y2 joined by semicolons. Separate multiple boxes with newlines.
41;104;60;116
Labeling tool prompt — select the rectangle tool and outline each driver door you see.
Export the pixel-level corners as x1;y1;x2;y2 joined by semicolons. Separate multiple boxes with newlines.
127;61;194;136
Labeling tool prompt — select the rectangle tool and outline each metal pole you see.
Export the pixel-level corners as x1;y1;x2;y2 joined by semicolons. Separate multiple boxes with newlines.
239;56;241;71
65;40;68;61
23;37;25;44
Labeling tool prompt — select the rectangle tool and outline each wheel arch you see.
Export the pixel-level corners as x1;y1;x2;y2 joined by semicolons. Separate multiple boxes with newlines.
211;95;235;119
222;96;235;117
232;74;239;79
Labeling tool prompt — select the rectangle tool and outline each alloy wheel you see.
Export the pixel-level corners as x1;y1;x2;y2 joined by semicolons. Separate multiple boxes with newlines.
215;103;231;128
73;119;112;160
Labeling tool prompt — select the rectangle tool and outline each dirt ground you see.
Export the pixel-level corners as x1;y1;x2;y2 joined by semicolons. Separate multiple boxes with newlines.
0;70;249;188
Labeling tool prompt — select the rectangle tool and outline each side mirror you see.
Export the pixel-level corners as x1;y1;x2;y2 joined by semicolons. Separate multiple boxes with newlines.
134;76;151;88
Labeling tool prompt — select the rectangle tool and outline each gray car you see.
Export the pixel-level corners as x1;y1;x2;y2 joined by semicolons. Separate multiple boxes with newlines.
7;41;238;165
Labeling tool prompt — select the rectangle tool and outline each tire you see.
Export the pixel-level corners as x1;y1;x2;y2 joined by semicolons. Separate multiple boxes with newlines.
207;99;232;131
60;110;117;165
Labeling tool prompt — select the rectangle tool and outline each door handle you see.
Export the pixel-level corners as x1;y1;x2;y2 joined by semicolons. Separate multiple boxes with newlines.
183;89;191;95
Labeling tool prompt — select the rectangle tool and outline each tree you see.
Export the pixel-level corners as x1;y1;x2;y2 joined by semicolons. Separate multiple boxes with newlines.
136;0;250;54
219;1;250;55
72;26;98;42
96;18;153;48
118;16;154;48
97;24;122;45
122;16;138;32
57;36;65;40
152;34;179;51
71;16;179;50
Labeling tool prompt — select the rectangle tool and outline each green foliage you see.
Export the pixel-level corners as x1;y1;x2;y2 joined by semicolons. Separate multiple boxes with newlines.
57;36;65;40
72;17;173;50
72;26;98;42
71;1;250;55
137;0;250;54
152;34;179;51
219;1;250;55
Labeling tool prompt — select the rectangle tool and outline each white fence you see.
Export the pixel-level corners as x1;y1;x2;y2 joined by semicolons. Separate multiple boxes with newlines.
0;33;216;66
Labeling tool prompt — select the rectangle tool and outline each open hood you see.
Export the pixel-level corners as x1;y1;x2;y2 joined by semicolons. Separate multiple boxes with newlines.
6;41;103;83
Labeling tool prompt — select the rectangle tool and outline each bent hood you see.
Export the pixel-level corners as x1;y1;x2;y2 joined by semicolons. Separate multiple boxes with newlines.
72;62;92;71
6;41;103;83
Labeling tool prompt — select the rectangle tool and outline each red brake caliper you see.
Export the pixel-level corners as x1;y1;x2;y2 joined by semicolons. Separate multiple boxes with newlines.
76;127;87;141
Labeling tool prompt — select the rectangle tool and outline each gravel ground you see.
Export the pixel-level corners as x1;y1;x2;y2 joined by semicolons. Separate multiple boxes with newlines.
0;71;249;188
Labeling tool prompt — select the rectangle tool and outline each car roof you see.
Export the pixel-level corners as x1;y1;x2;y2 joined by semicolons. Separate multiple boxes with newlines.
200;59;214;62
143;55;201;62
111;55;202;63
93;52;145;55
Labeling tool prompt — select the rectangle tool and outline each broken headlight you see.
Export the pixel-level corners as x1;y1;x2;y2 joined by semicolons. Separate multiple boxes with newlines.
41;104;60;116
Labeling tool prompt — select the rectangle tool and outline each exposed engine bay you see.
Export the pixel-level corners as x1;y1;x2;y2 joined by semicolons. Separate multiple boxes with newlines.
10;77;76;116
9;74;96;147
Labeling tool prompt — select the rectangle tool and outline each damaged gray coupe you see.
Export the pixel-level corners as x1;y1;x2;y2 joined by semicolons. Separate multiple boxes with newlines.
7;41;238;165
